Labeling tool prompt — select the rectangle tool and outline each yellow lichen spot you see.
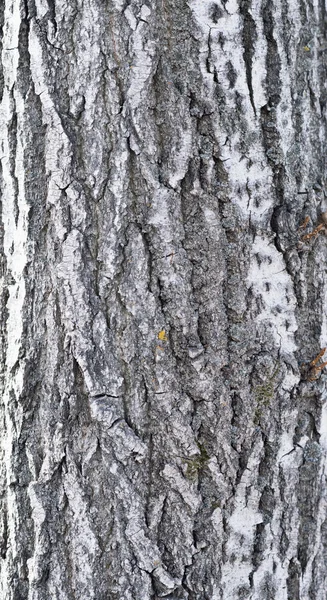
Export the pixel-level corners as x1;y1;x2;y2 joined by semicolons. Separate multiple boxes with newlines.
158;329;168;342
303;46;310;51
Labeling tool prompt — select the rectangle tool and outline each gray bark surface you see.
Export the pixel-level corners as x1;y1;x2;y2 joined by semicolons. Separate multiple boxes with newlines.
1;0;327;598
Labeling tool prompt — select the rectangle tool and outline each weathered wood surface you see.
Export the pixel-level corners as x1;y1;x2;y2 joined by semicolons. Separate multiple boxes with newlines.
1;0;327;598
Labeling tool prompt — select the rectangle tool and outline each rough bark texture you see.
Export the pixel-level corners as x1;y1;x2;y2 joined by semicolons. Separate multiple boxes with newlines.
1;0;327;598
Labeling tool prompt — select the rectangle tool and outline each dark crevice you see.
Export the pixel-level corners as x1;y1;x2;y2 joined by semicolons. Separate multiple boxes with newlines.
8;102;19;226
46;0;57;34
261;0;282;106
0;3;4;103
287;558;301;600
239;0;257;115
91;393;122;400
0;505;8;559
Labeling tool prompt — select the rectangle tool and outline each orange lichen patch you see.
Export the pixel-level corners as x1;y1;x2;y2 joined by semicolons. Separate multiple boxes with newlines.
158;329;168;342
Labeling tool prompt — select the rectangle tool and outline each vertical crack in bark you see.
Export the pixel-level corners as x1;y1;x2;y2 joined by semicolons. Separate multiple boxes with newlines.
239;0;257;116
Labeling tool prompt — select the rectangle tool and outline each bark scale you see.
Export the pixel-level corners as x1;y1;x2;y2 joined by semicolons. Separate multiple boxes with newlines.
0;0;327;599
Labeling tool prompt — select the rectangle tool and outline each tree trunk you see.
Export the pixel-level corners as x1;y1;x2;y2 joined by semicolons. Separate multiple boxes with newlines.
1;0;327;598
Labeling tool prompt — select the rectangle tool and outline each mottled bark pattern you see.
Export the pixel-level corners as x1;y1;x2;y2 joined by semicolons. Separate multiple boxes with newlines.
0;0;327;599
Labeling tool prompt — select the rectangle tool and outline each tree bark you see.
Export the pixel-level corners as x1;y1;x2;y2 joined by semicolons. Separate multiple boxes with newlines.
1;0;327;598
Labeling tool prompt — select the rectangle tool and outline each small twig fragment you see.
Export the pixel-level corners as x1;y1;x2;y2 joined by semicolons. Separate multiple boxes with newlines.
307;348;327;381
302;223;324;241
315;360;327;372
310;347;326;367
299;216;310;230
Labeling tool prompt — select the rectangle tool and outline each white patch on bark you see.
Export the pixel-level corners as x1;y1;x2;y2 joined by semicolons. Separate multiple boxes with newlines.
29;21;72;191
248;234;297;354
62;455;99;599
220;443;264;598
0;3;30;594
